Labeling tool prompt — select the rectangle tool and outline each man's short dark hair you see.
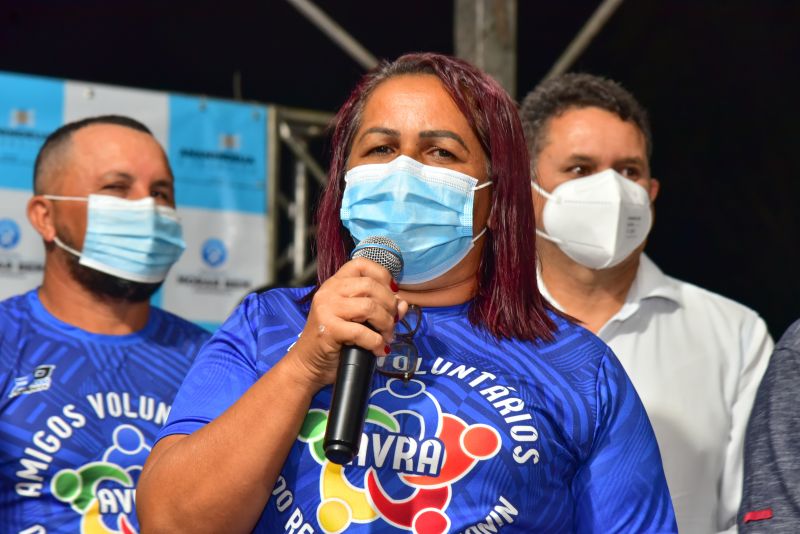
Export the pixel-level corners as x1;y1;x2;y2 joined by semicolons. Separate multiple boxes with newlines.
33;115;153;194
519;73;652;165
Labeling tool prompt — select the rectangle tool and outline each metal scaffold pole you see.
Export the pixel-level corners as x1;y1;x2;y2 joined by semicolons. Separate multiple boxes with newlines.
454;0;518;98
543;0;625;81
286;0;379;70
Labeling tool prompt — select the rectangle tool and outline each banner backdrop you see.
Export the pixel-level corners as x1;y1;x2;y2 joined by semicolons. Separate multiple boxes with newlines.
0;71;271;330
0;72;62;294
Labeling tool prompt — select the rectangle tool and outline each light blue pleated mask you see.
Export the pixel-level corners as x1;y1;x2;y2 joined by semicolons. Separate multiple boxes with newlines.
44;194;186;283
340;155;491;284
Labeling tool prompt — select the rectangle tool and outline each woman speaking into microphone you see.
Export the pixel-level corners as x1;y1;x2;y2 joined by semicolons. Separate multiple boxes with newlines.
138;53;676;533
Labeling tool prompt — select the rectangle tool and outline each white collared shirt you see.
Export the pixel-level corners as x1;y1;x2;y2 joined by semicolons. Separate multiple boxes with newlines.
539;255;773;534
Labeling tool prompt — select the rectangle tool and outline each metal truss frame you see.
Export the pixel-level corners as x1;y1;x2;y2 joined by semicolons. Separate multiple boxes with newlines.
270;0;624;287
266;105;332;287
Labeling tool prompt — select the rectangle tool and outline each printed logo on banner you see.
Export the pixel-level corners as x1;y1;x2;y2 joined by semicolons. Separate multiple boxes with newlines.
219;133;240;151
201;238;227;268
0;218;21;250
174;234;250;293
163;208;266;326
10;109;35;127
167;95;267;214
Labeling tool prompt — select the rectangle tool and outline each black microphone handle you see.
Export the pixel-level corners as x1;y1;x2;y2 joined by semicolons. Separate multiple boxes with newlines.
323;344;377;465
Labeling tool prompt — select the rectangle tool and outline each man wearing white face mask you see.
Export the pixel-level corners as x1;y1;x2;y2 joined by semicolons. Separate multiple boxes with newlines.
520;73;773;534
0;115;210;533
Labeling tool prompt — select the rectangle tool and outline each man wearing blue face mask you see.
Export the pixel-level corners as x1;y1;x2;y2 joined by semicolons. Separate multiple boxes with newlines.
0;115;210;533
519;73;774;534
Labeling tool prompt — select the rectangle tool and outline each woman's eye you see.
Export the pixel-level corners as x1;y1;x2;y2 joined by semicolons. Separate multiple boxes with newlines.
367;145;393;156
430;148;455;160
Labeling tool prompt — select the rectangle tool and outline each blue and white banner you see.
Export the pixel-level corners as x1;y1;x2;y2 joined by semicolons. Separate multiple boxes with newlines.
164;95;269;330
0;72;62;291
0;71;272;330
64;80;170;148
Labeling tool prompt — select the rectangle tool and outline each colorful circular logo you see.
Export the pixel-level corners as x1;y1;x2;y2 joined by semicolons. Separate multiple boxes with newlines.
201;238;227;268
298;379;502;533
0;219;21;250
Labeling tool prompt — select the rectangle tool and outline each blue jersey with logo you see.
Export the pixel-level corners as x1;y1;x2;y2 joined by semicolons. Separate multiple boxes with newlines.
0;289;210;534
160;288;676;533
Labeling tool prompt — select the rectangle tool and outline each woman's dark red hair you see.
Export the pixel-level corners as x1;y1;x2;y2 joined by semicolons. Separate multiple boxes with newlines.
315;52;556;342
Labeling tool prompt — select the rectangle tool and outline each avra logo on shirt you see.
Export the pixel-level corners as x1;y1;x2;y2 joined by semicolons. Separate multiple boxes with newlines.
294;378;503;533
51;424;150;534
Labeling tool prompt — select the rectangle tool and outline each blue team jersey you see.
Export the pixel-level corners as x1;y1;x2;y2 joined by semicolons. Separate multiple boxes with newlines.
0;289;210;534
160;288;676;533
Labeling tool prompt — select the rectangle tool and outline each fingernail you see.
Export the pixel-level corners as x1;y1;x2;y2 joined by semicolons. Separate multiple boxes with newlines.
390;279;399;292
384;345;391;355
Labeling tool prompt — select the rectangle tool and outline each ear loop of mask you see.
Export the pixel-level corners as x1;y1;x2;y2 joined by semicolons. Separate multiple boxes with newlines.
473;180;493;244
52;236;82;258
472;226;489;244
530;179;564;245
42;195;88;258
530;179;554;200
43;195;89;202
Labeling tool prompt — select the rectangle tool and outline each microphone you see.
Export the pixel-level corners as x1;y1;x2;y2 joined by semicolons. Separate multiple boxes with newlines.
324;236;403;465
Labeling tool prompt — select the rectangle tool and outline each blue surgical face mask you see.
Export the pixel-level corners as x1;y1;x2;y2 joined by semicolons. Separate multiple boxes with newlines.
340;155;491;284
44;194;186;283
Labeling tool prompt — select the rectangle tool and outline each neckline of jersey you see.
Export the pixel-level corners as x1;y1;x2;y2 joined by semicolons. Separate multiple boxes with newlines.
27;289;160;345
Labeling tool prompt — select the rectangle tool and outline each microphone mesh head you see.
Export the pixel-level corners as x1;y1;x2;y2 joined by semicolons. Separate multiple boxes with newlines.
351;236;404;279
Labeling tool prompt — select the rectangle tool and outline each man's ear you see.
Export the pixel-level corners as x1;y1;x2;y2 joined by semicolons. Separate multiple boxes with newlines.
27;196;56;241
648;177;660;203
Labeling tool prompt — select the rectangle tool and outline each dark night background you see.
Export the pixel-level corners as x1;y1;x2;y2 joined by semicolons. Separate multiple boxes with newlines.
1;1;797;337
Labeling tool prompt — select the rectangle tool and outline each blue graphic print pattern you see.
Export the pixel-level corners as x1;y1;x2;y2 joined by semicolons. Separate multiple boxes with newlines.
0;290;210;533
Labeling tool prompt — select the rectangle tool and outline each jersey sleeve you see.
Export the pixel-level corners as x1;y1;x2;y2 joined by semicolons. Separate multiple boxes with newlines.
739;320;800;532
157;293;263;441
572;348;677;533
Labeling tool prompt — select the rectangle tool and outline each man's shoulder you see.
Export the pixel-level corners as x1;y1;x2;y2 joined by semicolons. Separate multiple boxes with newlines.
0;290;36;333
253;285;313;306
749;320;800;412
544;310;614;365
0;289;33;312
658;271;765;324
196;286;312;342
149;306;212;342
775;318;800;354
248;285;314;319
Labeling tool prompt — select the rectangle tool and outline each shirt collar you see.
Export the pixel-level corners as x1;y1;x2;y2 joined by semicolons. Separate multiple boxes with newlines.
537;254;684;322
630;254;683;306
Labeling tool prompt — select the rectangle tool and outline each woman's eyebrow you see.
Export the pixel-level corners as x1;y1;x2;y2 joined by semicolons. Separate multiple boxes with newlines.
419;130;469;152
358;127;400;142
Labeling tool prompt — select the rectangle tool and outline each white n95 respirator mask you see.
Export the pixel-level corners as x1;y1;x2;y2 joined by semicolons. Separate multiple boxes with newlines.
531;168;653;270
